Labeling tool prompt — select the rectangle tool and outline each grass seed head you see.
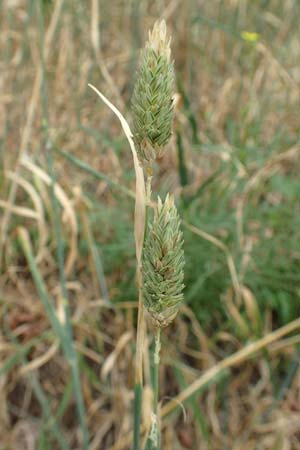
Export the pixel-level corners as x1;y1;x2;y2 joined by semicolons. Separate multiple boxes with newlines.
131;20;175;168
142;194;185;328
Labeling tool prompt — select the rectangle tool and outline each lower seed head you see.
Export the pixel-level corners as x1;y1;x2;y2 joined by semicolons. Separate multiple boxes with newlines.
142;195;185;328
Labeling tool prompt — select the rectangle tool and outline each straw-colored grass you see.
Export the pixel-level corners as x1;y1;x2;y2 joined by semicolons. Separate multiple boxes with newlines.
1;1;300;449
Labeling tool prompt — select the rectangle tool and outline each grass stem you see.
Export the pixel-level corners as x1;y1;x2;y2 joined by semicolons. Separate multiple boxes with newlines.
144;328;161;450
153;328;161;417
153;328;161;450
133;382;143;450
133;174;152;450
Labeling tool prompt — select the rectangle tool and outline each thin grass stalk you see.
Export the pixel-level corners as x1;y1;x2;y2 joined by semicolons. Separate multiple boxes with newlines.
44;86;90;450
36;0;71;336
153;329;161;418
133;191;150;450
152;328;161;449
80;202;110;302
133;381;143;450
18;228;65;340
36;4;89;448
133;250;146;450
133;174;152;450
143;328;161;450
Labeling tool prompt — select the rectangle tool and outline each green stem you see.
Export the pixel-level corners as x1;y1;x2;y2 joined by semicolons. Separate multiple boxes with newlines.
153;328;161;413
133;174;152;450
150;328;161;450
144;328;161;450
133;382;142;450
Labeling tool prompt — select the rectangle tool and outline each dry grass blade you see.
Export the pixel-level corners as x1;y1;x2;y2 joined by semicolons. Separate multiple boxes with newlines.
6;170;47;262
257;42;299;93
0;0;64;266
0;200;39;220
19;341;59;376
237;145;300;247
88;83;146;385
161;317;300;417
88;84;146;265
21;156;78;276
101;331;132;381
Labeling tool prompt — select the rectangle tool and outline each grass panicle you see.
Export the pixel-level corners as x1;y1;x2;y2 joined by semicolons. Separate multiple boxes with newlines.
131;20;175;168
143;194;185;328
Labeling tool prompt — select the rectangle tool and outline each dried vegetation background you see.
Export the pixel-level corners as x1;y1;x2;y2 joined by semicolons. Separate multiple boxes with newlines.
1;0;300;449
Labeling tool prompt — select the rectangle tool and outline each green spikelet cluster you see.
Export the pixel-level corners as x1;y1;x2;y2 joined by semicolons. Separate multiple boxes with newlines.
131;20;175;167
142;195;185;328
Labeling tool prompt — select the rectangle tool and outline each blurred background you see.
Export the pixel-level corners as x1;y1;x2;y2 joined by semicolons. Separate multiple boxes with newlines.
1;0;300;449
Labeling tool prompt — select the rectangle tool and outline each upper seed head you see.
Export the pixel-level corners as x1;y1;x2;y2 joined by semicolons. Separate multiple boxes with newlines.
131;21;175;168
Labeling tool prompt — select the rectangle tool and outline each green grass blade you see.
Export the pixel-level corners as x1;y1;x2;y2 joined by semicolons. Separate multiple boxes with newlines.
18;227;89;449
174;365;211;446
54;146;134;199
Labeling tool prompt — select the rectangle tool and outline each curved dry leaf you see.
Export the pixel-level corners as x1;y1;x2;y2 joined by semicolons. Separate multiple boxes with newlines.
101;331;132;381
21;156;78;275
19;341;59;376
6;170;48;263
88;83;146;266
0;200;39;220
